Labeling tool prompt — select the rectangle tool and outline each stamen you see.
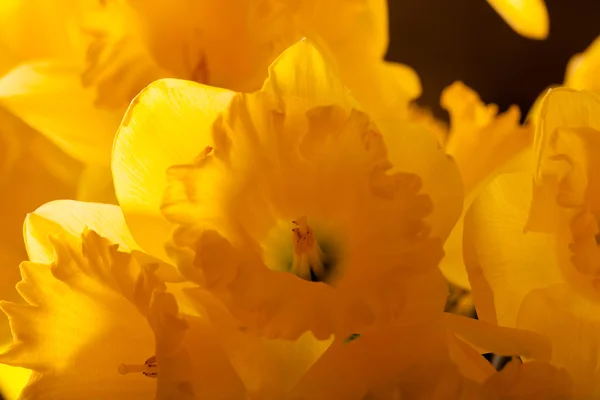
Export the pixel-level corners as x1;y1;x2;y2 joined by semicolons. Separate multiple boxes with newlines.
118;355;158;378
193;146;213;164
291;216;325;281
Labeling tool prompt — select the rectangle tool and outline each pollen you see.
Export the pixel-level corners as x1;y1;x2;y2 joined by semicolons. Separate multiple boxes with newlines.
291;216;325;281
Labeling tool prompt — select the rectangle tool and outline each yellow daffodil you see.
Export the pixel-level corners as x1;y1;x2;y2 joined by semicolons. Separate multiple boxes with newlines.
463;88;600;397
112;39;462;340
487;0;549;40
1;200;161;399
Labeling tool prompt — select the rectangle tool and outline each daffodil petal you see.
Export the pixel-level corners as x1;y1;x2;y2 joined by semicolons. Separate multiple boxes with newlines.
339;60;421;120
24;200;140;265
185;288;332;397
261;39;357;109
487;0;549;40
112;78;235;261
565;36;600;93
1;231;159;399
443;313;551;361
463;171;564;326
382;61;422;100
533;88;600;183
441;146;535;291
379;120;463;242
0;62;122;165
365;0;389;58
0;362;29;400
440;220;472;289
300;0;389;60
516;284;600;396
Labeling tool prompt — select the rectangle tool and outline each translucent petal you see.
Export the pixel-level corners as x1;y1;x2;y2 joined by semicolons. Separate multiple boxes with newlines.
487;0;549;40
112;78;235;261
295;0;389;60
0;62;122;165
261;39;357;109
533;88;600;183
339;60;421;120
24;200;141;265
1;231;160;399
463;171;563;326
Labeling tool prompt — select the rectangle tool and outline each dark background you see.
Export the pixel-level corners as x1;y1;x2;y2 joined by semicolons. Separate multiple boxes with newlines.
387;0;600;120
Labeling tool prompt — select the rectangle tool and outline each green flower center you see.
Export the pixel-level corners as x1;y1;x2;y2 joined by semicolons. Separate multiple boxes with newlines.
263;217;341;283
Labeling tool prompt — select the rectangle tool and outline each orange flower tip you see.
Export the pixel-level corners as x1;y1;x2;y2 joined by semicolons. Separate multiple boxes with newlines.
487;0;549;40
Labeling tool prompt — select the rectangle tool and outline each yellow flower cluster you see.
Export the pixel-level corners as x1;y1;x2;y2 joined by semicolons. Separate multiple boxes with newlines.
0;0;598;399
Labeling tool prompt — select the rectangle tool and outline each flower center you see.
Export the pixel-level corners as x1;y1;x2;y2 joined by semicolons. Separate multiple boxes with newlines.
262;217;341;283
291;216;325;281
118;355;158;378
